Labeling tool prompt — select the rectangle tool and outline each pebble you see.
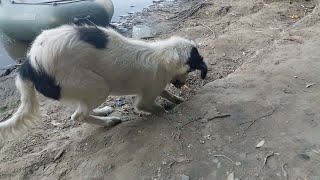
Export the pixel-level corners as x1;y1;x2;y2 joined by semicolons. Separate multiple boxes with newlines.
297;153;310;161
199;118;208;123
204;135;211;140
213;159;219;163
181;174;190;180
54;149;65;160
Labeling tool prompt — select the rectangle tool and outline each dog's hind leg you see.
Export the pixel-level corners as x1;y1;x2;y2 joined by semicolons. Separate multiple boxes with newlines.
72;102;121;126
92;106;114;116
65;70;121;126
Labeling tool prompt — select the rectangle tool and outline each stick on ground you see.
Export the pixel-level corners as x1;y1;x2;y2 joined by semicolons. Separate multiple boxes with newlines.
207;114;231;121
244;107;277;132
214;154;235;163
282;163;288;179
262;151;275;169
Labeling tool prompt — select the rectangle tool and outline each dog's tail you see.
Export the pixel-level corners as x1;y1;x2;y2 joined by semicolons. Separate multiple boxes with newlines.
0;75;39;140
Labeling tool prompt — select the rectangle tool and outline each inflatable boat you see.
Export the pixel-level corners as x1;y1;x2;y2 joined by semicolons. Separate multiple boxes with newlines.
0;0;114;42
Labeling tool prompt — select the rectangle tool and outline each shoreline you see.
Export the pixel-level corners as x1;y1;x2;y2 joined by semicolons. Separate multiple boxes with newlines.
111;0;182;37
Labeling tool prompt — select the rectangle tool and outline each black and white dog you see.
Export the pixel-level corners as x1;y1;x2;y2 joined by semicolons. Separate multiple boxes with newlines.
0;25;207;139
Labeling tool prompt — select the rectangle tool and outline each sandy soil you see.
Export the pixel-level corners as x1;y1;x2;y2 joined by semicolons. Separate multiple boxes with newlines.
1;0;320;179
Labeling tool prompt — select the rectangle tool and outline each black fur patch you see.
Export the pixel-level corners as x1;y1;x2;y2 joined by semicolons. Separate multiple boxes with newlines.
171;79;184;88
76;26;108;49
18;58;61;100
187;47;208;79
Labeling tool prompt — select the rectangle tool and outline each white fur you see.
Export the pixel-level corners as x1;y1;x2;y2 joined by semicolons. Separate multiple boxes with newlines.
0;76;39;140
0;25;197;140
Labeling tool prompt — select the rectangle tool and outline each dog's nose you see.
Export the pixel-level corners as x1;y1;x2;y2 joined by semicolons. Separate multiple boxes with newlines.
171;80;184;89
200;63;208;79
174;84;183;89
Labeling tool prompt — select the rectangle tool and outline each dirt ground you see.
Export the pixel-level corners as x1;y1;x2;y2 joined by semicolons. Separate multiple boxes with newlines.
1;0;320;179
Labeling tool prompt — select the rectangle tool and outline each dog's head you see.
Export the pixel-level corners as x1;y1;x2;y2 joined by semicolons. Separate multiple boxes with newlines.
186;47;208;79
168;39;208;89
170;73;188;89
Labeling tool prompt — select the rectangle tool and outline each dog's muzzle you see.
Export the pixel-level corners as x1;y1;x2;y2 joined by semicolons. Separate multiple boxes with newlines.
171;80;185;89
200;62;208;79
189;61;208;79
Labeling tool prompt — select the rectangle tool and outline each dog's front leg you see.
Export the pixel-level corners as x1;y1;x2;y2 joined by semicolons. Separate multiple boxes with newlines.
160;90;184;104
92;106;114;116
135;92;167;114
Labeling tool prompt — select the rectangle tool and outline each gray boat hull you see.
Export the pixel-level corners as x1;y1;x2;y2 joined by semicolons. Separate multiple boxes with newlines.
0;0;114;42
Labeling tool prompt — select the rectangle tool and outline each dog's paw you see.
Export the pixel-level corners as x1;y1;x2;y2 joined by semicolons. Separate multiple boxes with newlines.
134;108;152;116
109;117;122;126
151;106;167;115
174;97;184;104
135;105;166;115
101;116;122;127
92;106;114;116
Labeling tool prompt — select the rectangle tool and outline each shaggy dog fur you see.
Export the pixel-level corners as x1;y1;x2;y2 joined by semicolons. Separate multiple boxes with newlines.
0;25;208;140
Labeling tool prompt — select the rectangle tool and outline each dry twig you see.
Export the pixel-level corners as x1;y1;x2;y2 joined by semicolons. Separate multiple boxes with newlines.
243;107;277;132
169;2;213;21
180;114;230;128
180;117;201;128
54;149;65;160
207;114;231;121
282;163;288;179
262;151;275;169
214;154;235;163
283;38;303;44
201;24;215;37
166;117;188;161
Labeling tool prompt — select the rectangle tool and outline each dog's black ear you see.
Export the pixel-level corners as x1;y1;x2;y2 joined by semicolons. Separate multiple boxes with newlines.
200;62;208;79
187;47;208;79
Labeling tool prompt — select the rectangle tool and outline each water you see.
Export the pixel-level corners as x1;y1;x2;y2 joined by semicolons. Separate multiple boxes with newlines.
0;33;17;74
112;0;163;21
0;0;164;74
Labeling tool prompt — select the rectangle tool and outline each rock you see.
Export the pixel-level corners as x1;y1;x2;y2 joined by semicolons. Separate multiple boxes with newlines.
132;25;153;39
199;118;209;123
306;83;316;88
181;174;190;180
227;172;234;180
256;140;265;148
297;153;310;161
